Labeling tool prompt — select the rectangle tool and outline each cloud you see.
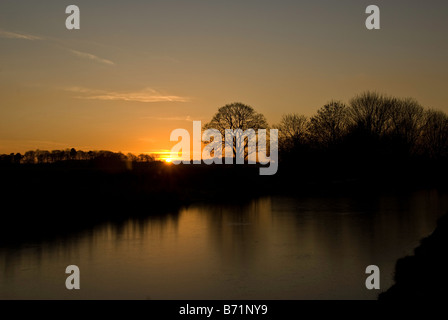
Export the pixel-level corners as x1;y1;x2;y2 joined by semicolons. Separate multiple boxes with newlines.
68;49;115;66
66;87;189;103
1;29;115;66
0;30;42;40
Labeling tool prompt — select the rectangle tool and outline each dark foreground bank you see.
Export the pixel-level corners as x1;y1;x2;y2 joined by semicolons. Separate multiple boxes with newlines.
379;213;448;300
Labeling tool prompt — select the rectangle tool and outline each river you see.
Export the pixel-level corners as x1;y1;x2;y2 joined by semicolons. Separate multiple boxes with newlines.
1;188;447;299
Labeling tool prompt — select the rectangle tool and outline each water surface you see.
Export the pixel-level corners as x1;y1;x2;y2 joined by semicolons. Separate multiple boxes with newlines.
1;189;447;299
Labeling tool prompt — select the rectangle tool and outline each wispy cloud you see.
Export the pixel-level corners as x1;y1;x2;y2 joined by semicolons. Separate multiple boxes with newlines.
68;49;115;66
66;87;190;103
1;29;115;66
0;29;42;40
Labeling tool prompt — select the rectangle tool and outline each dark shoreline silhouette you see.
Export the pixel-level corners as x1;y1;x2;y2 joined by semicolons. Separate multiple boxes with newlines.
0;157;446;244
379;213;448;301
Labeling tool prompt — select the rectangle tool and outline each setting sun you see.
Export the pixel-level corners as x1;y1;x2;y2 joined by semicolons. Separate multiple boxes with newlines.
165;158;172;163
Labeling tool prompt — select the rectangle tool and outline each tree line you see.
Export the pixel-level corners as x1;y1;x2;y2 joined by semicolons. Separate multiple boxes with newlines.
275;91;448;162
1;91;447;168
0;148;154;165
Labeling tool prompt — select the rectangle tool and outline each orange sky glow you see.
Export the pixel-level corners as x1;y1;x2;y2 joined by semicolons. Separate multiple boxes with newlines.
1;1;447;156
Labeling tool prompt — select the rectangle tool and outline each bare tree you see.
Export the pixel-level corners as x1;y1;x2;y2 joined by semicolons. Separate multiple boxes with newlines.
419;109;448;159
388;97;425;153
309;101;348;147
348;91;395;137
274;113;309;151
203;102;268;161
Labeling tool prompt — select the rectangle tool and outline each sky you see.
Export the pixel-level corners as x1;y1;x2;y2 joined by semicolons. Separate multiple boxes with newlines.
1;0;447;156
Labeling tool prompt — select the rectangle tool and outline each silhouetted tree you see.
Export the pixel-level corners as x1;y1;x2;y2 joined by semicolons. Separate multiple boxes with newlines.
348;91;395;137
203;102;268;160
127;153;138;162
23;150;36;164
309;101;348;148
388;97;425;156
50;150;63;162
13;153;23;164
274;113;309;152
35;150;50;163
420;109;448;160
137;154;154;162
70;148;77;160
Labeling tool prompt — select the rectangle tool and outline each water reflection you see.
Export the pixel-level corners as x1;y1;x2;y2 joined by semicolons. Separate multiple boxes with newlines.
0;189;447;299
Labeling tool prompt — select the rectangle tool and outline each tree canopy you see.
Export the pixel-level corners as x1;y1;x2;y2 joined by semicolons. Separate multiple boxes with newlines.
203;102;268;133
203;102;269;161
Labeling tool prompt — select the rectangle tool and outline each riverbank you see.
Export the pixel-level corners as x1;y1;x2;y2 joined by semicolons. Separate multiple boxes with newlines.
379;213;448;300
1;161;447;244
